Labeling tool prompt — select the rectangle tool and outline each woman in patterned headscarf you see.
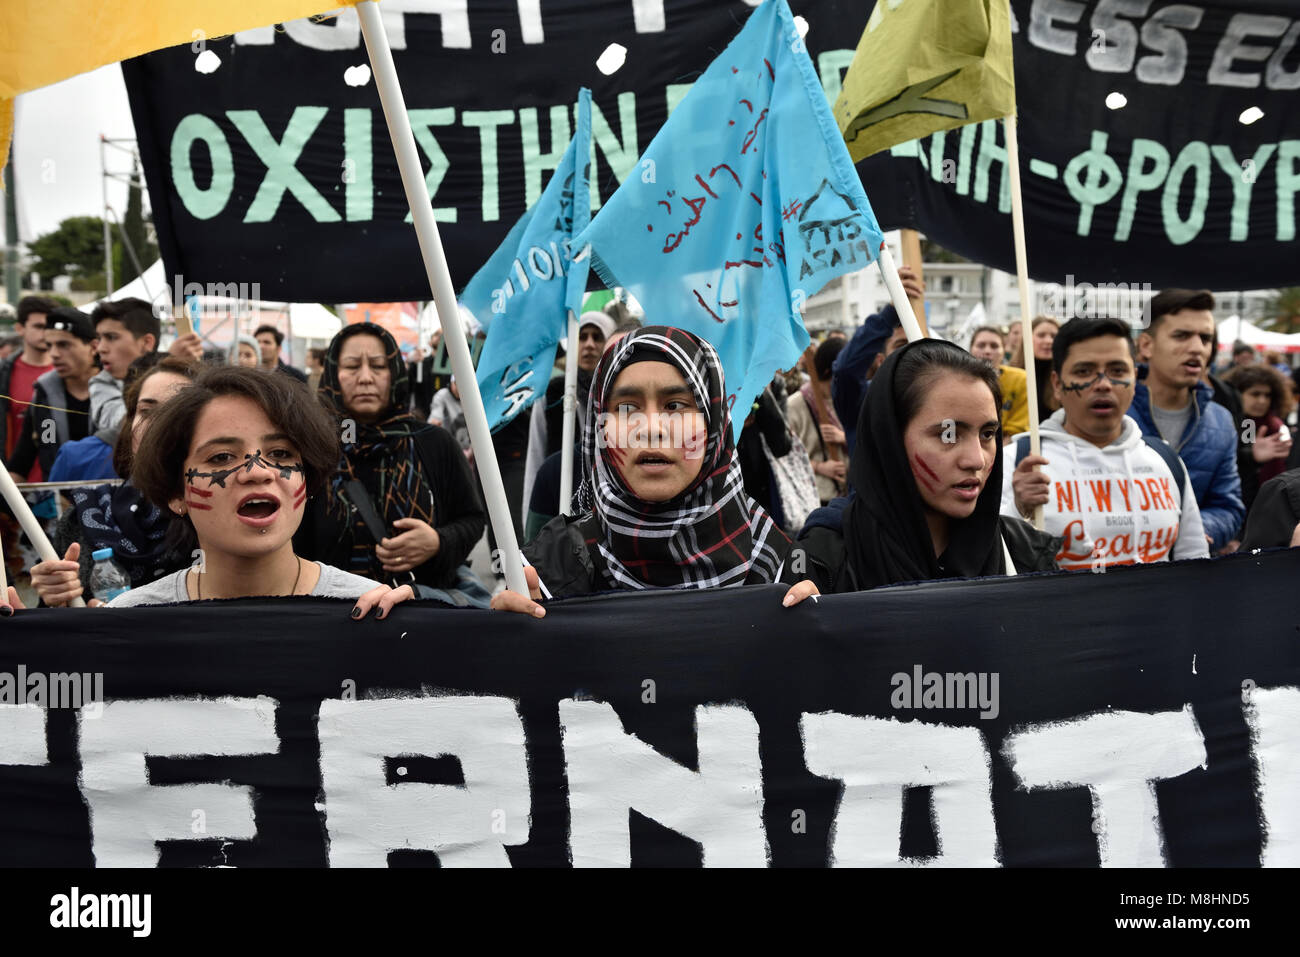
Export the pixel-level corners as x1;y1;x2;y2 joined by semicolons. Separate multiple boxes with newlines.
492;325;798;615
295;323;487;602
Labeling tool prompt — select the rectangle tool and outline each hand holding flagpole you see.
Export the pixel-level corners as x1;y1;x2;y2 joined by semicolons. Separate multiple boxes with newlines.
0;468;83;606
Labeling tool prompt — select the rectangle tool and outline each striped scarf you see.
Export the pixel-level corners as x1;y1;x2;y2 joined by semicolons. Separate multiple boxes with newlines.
574;326;790;590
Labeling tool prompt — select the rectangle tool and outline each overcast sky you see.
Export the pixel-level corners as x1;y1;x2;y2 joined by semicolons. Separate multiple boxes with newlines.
4;65;140;245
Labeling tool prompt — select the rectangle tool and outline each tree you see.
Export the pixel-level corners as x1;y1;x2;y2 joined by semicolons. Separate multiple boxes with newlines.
118;159;157;285
919;237;969;264
26;216;105;289
1263;287;1300;335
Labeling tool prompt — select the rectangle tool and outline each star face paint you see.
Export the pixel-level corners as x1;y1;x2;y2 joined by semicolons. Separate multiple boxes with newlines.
184;449;305;488
174;396;311;564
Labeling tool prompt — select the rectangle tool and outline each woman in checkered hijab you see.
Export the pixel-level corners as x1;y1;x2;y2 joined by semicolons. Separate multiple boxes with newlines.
495;326;794;610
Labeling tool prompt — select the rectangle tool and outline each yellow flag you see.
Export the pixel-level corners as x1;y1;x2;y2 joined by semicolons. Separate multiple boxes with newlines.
0;1;361;182
835;0;1015;162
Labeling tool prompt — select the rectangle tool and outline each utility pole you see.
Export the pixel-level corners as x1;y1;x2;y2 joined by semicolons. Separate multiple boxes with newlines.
100;134;113;295
4;146;19;305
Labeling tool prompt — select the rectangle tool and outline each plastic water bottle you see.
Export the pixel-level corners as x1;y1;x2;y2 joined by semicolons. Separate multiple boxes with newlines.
89;548;131;603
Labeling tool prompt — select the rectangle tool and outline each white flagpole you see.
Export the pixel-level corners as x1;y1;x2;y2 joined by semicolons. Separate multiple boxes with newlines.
357;1;527;595
0;469;84;606
876;245;926;343
558;313;580;514
1004;113;1044;530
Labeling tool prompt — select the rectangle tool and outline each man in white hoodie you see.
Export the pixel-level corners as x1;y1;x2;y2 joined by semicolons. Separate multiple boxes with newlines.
1002;317;1208;570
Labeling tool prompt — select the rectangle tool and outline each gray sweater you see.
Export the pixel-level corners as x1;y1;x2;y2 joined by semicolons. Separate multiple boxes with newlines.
107;562;379;607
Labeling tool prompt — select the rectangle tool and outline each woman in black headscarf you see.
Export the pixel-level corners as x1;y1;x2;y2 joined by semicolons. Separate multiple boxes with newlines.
295;323;488;604
492;326;793;615
786;338;1059;599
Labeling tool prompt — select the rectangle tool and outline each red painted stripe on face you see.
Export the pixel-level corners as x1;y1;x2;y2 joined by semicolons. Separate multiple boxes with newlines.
293;486;307;510
187;485;214;498
186;501;213;511
912;453;939;492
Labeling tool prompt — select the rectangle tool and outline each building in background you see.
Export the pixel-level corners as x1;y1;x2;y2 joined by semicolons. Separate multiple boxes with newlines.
799;231;1282;345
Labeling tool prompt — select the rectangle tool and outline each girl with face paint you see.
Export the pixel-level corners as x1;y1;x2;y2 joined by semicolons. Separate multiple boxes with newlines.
493;326;794;616
94;366;413;616
784;339;1060;603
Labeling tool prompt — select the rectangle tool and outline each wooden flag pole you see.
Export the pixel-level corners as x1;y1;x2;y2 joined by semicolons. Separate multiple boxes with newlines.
558;313;580;515
1003;113;1044;530
357;0;527;596
899;229;930;337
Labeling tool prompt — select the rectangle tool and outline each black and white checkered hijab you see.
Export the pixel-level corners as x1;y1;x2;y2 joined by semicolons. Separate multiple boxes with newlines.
573;326;790;590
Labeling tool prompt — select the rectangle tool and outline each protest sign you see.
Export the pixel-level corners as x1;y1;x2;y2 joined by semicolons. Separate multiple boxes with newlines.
858;0;1299;289
2;549;1297;866
123;0;1298;299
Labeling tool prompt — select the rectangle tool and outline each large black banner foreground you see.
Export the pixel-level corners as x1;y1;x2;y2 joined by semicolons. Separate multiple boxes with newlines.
859;0;1300;290
1;549;1298;867
121;0;1300;304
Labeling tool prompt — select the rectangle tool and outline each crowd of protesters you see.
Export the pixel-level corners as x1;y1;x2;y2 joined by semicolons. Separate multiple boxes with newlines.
4;280;1300;620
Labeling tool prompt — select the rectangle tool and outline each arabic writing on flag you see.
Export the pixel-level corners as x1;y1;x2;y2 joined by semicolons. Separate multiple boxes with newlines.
573;0;884;437
461;89;592;432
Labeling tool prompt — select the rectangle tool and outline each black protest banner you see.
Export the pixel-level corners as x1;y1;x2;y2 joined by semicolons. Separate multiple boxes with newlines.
122;0;870;302
2;549;1298;867
859;0;1300;291
122;1;1300;307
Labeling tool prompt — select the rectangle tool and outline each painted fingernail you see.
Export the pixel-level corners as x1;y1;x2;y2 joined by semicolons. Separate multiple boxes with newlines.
377;607;388;620
0;606;12;618
350;606;362;619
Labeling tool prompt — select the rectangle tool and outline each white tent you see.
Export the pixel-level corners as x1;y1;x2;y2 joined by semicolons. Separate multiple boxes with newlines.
1218;316;1300;354
78;258;168;314
287;301;341;342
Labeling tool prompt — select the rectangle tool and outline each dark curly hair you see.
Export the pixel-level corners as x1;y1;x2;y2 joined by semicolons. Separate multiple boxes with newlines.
133;365;340;513
1224;363;1289;418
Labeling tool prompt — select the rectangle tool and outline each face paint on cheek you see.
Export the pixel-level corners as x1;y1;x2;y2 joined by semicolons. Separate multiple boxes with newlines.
185;465;240;488
912;453;940;493
293;483;307;510
185;486;214;510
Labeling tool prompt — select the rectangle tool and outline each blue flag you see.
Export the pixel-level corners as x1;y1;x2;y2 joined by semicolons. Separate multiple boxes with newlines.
463;88;592;432
572;0;883;438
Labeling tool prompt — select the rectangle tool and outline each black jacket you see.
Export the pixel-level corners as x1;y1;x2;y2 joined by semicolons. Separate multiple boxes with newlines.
276;359;309;384
1241;468;1300;551
295;425;486;590
8;373;89;478
791;514;1061;594
524;513;603;599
